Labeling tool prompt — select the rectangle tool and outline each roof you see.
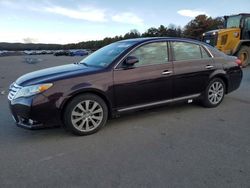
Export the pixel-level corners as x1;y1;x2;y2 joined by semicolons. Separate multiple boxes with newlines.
119;37;202;45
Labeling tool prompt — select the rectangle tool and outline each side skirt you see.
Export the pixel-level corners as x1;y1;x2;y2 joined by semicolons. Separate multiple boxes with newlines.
117;94;201;113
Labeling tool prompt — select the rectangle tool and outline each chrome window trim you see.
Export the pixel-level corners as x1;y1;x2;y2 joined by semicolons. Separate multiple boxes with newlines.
203;45;214;58
113;39;215;70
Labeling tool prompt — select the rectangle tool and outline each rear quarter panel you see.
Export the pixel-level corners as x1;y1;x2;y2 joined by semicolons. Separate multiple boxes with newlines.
214;56;243;93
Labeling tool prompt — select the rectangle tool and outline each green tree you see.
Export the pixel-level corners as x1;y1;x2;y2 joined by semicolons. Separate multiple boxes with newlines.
142;27;159;37
158;25;168;36
183;15;224;39
124;29;141;39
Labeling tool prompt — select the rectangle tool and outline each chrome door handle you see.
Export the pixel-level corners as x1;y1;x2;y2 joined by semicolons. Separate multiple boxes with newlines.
162;70;173;75
205;65;214;69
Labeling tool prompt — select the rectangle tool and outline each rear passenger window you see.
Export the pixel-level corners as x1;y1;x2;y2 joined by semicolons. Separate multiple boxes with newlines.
172;42;202;61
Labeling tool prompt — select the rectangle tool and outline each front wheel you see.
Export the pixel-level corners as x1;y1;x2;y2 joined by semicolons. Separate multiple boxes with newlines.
202;78;225;108
63;94;108;136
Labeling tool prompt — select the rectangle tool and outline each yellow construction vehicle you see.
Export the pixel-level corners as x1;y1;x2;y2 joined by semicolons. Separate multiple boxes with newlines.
202;13;250;66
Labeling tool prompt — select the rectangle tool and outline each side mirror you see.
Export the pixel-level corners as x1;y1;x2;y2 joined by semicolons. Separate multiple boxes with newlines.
124;56;139;66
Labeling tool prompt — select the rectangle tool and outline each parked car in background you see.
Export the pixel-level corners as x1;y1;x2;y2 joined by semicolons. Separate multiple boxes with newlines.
70;50;89;56
24;50;54;55
8;37;243;135
0;51;24;56
0;50;8;56
53;50;71;56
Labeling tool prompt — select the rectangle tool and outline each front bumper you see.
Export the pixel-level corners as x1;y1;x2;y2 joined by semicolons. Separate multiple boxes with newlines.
11;115;44;129
8;94;61;129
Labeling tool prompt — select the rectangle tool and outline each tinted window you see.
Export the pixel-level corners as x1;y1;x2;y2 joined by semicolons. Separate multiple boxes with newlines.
130;42;168;67
172;42;202;61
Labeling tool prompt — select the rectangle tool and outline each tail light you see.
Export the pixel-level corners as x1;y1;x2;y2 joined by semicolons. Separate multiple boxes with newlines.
235;58;242;67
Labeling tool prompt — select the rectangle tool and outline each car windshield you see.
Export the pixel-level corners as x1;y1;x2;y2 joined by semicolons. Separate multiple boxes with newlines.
226;15;242;28
79;41;136;67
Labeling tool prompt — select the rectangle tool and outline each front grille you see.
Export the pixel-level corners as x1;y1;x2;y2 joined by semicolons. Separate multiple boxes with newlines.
8;83;22;101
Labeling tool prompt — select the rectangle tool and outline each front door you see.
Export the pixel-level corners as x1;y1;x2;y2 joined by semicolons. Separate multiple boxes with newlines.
113;42;173;109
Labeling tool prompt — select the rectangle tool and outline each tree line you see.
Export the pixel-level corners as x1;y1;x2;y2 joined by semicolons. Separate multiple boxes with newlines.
0;15;224;51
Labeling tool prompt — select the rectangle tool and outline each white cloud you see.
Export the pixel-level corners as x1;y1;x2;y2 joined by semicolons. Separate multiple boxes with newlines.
177;9;209;18
23;37;38;43
0;1;107;23
0;1;144;25
44;6;107;22
112;12;144;26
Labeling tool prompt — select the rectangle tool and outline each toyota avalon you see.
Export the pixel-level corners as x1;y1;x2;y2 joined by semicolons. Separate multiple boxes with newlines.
8;38;243;135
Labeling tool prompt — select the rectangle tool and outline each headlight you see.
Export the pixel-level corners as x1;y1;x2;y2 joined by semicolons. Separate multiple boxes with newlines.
14;83;53;99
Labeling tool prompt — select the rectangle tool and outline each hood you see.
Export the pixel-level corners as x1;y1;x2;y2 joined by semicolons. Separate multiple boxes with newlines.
15;63;100;86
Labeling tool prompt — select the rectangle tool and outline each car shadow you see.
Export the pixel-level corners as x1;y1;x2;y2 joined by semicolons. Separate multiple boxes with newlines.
2;101;202;140
106;102;201;129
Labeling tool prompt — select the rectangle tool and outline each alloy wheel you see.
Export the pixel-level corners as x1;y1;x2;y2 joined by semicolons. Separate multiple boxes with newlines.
208;81;224;105
71;100;104;132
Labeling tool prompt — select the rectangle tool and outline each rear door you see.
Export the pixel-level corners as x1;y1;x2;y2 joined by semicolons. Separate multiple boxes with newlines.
170;41;215;98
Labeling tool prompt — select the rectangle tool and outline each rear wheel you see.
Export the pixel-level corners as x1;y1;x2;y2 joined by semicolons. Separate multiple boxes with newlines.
202;78;225;108
63;94;108;136
237;46;250;67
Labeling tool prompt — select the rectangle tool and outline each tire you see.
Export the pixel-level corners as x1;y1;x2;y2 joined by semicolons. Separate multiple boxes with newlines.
237;46;250;67
63;94;108;136
202;78;225;108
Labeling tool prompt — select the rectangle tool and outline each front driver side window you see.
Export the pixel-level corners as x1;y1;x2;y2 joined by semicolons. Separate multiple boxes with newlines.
129;42;168;67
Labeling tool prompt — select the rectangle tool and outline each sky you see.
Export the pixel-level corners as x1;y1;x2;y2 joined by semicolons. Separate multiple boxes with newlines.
0;0;250;44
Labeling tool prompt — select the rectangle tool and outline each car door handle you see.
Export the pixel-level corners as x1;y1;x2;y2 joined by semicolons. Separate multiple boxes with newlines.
162;70;173;75
205;65;214;69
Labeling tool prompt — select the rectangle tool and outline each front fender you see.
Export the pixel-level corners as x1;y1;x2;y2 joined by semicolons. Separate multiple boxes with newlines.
57;87;113;116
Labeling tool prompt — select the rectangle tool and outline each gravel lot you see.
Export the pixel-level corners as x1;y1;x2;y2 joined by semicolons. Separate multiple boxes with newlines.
0;55;250;188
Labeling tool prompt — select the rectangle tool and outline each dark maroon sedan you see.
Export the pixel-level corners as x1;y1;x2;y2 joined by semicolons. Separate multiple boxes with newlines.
8;38;243;135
